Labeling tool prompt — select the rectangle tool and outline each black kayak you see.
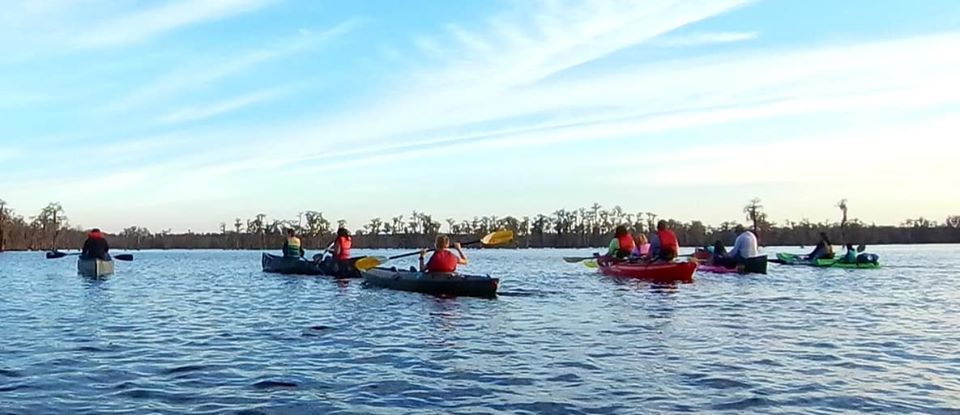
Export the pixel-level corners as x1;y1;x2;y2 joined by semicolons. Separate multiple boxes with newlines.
362;267;499;298
261;253;360;278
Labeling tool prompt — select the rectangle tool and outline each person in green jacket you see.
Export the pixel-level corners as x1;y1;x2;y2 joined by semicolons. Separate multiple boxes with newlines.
606;225;635;259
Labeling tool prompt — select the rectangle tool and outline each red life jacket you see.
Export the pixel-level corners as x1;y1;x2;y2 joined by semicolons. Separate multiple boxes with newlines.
336;236;352;260
657;229;679;253
617;233;635;253
426;250;458;272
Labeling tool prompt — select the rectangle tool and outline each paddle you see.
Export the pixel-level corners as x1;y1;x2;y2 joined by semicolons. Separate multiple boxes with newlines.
354;230;515;271
45;251;133;261
563;256;596;263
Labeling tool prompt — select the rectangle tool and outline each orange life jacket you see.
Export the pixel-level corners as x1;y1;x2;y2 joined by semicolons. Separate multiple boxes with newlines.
335;235;352;260
426;250;458;272
657;229;679;254
617;233;635;253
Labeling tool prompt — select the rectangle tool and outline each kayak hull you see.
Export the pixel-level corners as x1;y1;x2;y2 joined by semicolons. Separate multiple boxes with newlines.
362;267;499;298
776;253;880;269
78;258;114;277
261;253;360;278
698;256;768;275
598;261;697;283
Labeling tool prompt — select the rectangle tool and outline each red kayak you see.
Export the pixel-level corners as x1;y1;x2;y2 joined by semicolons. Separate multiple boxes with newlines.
598;261;697;283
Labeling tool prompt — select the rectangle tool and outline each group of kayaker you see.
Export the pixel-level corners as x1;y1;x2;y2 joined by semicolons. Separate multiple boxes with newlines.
76;222;872;272
605;220;680;263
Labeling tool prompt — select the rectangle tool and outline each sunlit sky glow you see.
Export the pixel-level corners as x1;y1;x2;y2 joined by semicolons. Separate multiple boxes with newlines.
2;0;959;232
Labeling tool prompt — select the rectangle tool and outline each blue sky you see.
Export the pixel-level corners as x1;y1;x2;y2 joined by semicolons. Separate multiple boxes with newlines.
2;0;959;232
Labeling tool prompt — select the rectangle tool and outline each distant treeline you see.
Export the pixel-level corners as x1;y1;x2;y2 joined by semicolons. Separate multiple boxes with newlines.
1;199;958;252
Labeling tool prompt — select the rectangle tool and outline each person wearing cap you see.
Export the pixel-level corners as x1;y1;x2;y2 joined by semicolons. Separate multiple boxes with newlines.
81;228;111;260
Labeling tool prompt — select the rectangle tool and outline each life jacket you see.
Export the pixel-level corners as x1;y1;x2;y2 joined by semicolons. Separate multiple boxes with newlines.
657;229;679;254
637;243;651;256
335;235;352;260
617;233;635;254
426;250;458;273
284;236;302;257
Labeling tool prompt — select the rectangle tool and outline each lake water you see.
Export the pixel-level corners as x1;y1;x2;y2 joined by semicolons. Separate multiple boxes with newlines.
1;245;959;414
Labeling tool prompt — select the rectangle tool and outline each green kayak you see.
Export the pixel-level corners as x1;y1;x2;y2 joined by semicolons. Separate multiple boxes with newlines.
776;253;881;269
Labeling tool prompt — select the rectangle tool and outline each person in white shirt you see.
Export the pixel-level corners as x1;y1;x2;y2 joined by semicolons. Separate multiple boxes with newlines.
714;225;758;267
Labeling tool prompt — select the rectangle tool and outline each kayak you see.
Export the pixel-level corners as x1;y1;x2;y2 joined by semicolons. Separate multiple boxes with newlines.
78;257;114;277
775;253;881;269
362;267;499;298
597;261;697;283
698;256;769;275
261;253;360;278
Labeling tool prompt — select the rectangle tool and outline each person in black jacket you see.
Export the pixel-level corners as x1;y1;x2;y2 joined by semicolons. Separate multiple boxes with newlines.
81;228;110;260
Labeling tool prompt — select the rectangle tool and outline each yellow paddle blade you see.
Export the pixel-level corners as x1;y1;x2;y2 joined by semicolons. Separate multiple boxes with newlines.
583;260;599;269
355;256;386;271
480;230;515;246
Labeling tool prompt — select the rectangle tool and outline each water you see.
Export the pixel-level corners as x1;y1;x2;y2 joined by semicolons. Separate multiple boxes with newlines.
1;245;959;414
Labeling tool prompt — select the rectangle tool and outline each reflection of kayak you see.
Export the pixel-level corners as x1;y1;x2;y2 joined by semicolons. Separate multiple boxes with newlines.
775;253;881;269
598;261;696;283
362;267;499;298
78;257;114;277
698;256;768;274
261;253;360;277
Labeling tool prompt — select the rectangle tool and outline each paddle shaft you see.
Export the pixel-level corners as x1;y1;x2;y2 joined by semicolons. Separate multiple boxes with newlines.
386;238;483;261
47;251;133;261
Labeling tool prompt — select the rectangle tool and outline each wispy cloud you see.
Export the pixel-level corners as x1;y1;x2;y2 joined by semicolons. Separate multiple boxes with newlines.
100;19;360;113
72;0;278;48
155;87;289;125
652;31;758;47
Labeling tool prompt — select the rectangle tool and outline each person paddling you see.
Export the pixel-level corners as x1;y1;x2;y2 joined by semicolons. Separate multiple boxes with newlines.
330;227;353;272
81;228;110;261
420;235;468;273
606;225;635;259
713;225;758;267
649;220;680;262
840;243;858;263
806;232;834;261
282;229;304;258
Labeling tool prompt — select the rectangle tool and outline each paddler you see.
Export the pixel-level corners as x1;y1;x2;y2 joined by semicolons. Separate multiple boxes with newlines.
606;225;635;259
805;232;834;261
282;228;304;258
713;225;758;267
420;235;468;272
649;220;680;262
330;227;353;272
839;243;857;263
80;228;110;260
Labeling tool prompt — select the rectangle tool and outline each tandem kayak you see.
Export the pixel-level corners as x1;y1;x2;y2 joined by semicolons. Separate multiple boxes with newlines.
597;260;697;283
362;267;499;298
78;257;114;277
261;253;360;278
775;253;881;269
698;255;769;275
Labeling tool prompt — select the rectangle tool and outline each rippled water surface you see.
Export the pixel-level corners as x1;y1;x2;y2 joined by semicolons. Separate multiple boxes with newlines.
2;246;959;414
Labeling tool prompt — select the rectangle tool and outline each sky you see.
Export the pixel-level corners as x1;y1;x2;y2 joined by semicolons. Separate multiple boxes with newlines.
1;0;959;233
